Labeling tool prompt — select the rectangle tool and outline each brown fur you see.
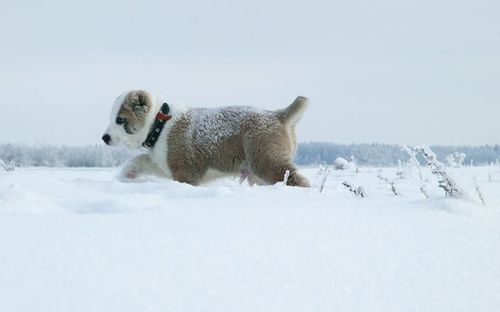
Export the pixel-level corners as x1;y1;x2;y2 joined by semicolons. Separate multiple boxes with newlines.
117;90;153;134
165;98;310;187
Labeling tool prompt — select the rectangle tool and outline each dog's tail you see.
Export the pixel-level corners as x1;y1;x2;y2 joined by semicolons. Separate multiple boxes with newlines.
275;96;309;126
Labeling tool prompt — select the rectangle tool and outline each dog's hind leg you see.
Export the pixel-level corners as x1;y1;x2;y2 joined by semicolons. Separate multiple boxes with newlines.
244;130;310;187
283;166;310;187
253;161;310;187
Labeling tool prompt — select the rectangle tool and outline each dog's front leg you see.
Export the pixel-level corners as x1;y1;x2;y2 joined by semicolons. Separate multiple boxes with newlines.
120;154;164;180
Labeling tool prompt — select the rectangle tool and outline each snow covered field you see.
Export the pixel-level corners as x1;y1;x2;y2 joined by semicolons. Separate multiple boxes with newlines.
1;166;499;312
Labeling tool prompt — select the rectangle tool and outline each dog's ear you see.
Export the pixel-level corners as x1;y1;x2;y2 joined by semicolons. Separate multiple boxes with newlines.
132;92;149;117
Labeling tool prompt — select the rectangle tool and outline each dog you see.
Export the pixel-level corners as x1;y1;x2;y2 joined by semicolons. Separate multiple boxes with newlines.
102;90;310;187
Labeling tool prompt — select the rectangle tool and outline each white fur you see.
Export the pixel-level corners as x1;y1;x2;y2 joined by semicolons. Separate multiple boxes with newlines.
103;92;187;180
104;92;158;149
147;95;187;177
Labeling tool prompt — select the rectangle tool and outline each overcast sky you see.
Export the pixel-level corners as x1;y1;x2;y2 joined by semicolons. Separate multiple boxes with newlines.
0;0;499;146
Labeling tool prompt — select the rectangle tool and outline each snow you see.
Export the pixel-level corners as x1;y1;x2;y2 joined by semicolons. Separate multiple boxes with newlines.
188;106;267;150
333;157;356;170
1;166;500;312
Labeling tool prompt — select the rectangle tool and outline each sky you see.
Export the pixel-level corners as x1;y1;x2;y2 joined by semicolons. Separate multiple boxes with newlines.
0;0;499;146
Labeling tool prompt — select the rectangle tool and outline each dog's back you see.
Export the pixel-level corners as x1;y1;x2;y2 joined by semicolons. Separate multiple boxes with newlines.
166;97;310;186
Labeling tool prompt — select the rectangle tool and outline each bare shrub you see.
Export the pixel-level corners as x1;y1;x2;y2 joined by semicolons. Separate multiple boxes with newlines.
0;159;15;172
377;174;400;196
417;146;464;198
342;181;365;198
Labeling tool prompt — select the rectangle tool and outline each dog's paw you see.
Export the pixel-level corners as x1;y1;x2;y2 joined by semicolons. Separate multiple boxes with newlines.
125;170;137;179
119;164;140;181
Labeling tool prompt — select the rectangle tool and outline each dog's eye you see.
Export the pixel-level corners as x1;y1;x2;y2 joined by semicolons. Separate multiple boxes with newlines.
116;116;126;125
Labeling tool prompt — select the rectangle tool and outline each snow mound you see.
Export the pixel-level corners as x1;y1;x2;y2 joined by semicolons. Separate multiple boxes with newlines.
333;157;356;171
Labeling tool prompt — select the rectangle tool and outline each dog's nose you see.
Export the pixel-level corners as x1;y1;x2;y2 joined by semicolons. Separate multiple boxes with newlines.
102;134;111;145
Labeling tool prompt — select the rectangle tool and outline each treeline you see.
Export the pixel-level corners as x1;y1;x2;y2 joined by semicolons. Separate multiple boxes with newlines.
294;142;500;166
0;144;132;167
0;143;499;167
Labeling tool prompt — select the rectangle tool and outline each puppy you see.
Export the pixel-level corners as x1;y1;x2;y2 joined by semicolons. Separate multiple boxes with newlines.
102;90;310;187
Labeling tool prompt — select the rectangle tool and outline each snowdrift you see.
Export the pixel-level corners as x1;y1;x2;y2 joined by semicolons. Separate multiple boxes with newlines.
1;166;499;312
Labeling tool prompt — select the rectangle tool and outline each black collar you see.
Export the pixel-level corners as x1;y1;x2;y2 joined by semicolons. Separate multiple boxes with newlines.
142;103;172;149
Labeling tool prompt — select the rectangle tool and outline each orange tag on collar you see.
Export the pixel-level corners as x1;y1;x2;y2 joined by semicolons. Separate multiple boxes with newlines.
156;112;172;121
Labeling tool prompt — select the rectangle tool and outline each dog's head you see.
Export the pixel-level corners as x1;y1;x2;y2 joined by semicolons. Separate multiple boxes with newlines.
102;90;157;149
